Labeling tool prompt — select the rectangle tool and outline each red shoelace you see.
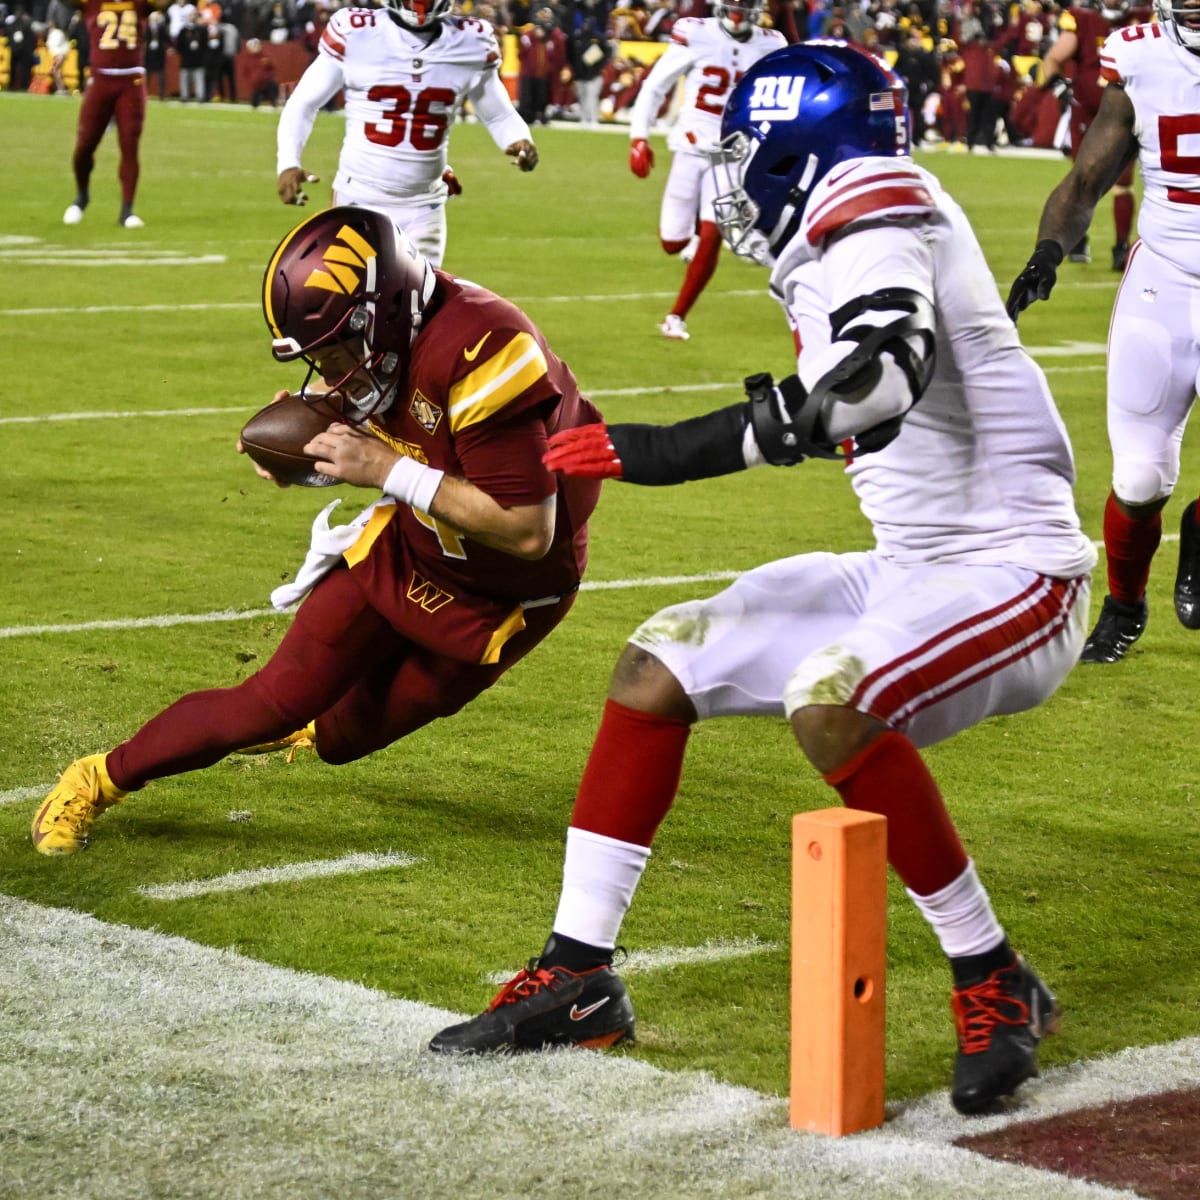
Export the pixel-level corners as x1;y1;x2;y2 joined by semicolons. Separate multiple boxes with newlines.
951;971;1030;1054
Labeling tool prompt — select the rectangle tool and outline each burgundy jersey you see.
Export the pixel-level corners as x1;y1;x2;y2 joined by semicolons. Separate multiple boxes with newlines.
346;273;603;665
82;0;154;74
1059;4;1149;112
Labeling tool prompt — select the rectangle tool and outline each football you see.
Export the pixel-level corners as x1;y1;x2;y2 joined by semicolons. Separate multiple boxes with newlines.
240;392;344;486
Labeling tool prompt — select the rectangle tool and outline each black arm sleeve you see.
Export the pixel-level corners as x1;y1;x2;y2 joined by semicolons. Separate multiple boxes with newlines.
607;403;751;485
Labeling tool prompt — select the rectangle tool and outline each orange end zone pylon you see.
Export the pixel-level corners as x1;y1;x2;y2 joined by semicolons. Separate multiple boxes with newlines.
791;808;887;1136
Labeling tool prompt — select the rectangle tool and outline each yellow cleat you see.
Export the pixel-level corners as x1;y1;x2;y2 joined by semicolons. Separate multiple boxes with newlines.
31;754;127;856
235;722;317;763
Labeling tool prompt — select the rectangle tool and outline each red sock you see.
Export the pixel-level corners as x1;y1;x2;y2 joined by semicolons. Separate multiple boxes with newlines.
571;698;690;847
670;221;722;321
1113;191;1134;245
823;730;968;896
1103;490;1160;605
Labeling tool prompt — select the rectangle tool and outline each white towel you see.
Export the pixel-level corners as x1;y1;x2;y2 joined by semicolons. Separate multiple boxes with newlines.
270;497;393;611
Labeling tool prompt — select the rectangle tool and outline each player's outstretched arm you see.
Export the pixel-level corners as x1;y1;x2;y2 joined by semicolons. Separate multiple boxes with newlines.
1008;84;1138;319
544;375;829;486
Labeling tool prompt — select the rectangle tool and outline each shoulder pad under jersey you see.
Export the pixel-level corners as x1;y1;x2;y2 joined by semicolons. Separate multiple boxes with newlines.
435;14;502;63
801;158;936;249
1099;21;1160;85
670;16;709;46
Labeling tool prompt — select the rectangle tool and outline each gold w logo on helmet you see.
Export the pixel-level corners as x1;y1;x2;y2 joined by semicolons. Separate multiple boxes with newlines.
304;224;378;294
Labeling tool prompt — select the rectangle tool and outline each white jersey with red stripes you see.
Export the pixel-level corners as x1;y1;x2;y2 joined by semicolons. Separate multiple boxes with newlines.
768;155;1096;580
302;8;526;199
1100;21;1200;275
629;18;786;156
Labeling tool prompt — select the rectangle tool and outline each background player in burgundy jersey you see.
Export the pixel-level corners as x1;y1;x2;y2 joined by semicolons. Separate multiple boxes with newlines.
32;206;602;857
1040;0;1148;268
62;0;167;229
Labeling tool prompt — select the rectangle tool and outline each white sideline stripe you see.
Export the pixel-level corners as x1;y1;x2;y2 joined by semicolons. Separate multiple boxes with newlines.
0;291;760;318
483;935;779;985
134;850;422;899
0;893;1189;1200
0;573;742;640
1;539;1174;642
0;346;1106;427
0;785;48;805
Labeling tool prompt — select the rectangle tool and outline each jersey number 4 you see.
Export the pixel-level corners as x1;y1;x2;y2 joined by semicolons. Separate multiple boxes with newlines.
365;85;457;151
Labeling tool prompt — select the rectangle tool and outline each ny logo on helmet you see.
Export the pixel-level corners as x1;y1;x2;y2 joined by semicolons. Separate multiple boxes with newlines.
304;224;378;295
747;76;805;123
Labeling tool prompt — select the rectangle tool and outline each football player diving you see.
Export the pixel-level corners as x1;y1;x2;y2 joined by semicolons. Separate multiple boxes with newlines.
431;42;1097;1118
32;207;602;878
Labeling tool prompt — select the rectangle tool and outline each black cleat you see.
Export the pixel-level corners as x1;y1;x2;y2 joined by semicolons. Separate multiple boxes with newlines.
429;959;635;1055
1111;242;1129;272
1174;500;1200;629
1079;594;1148;663
1067;236;1091;264
950;955;1060;1115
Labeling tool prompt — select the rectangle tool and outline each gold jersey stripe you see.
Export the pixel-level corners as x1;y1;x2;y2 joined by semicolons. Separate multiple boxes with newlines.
479;604;527;664
448;332;548;434
343;501;399;568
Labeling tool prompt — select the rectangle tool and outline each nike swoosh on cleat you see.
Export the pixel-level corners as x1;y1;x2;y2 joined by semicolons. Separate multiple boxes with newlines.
463;332;491;362
569;996;611;1021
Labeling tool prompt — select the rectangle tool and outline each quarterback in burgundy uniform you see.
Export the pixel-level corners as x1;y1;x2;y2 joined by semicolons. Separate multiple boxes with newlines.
1040;0;1149;267
32;207;601;855
433;45;1094;1119
276;0;537;268
627;0;786;341
62;0;164;228
1010;0;1200;662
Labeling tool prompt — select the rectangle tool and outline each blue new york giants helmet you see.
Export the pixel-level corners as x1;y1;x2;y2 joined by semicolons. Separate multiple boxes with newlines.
711;40;910;264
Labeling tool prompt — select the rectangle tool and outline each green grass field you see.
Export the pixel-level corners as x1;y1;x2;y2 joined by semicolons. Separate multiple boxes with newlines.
1;89;1197;1124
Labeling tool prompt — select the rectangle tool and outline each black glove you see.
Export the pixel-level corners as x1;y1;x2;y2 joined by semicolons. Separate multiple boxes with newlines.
1006;239;1064;322
1045;75;1074;113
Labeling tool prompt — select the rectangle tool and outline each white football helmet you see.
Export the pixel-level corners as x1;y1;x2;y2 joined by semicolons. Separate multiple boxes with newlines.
384;0;453;31
715;0;764;37
1153;0;1200;49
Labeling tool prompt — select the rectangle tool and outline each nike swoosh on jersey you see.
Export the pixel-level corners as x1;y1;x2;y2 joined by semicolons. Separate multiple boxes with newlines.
569;996;611;1021
463;332;491;362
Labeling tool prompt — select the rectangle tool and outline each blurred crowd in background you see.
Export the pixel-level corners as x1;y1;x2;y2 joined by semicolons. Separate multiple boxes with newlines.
0;0;1085;148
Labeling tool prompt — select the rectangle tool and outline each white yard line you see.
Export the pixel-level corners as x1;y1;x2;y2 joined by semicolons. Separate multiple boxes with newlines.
0;785;48;806
134;850;423;900
484;935;780;985
0;893;1182;1200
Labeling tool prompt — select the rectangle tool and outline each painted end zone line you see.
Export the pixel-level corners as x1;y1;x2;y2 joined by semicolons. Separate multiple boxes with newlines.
135;849;422;899
1;893;1190;1200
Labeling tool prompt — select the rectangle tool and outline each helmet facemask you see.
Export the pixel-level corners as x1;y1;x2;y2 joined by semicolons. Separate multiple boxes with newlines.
715;0;763;37
384;0;453;32
710;131;817;265
264;207;437;423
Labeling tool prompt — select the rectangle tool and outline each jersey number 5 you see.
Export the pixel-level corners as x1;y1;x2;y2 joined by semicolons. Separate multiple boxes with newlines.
365;85;458;151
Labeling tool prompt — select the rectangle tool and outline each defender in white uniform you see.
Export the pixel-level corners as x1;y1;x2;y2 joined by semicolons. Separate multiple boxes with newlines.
431;44;1095;1120
627;0;785;340
276;0;537;267
1009;0;1200;662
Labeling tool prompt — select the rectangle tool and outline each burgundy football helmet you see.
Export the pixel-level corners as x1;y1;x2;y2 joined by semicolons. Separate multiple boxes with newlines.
262;205;437;420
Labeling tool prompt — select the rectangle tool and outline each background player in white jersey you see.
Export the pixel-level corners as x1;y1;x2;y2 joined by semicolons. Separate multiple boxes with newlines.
1008;0;1200;664
275;0;538;268
430;42;1097;1117
627;0;785;341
